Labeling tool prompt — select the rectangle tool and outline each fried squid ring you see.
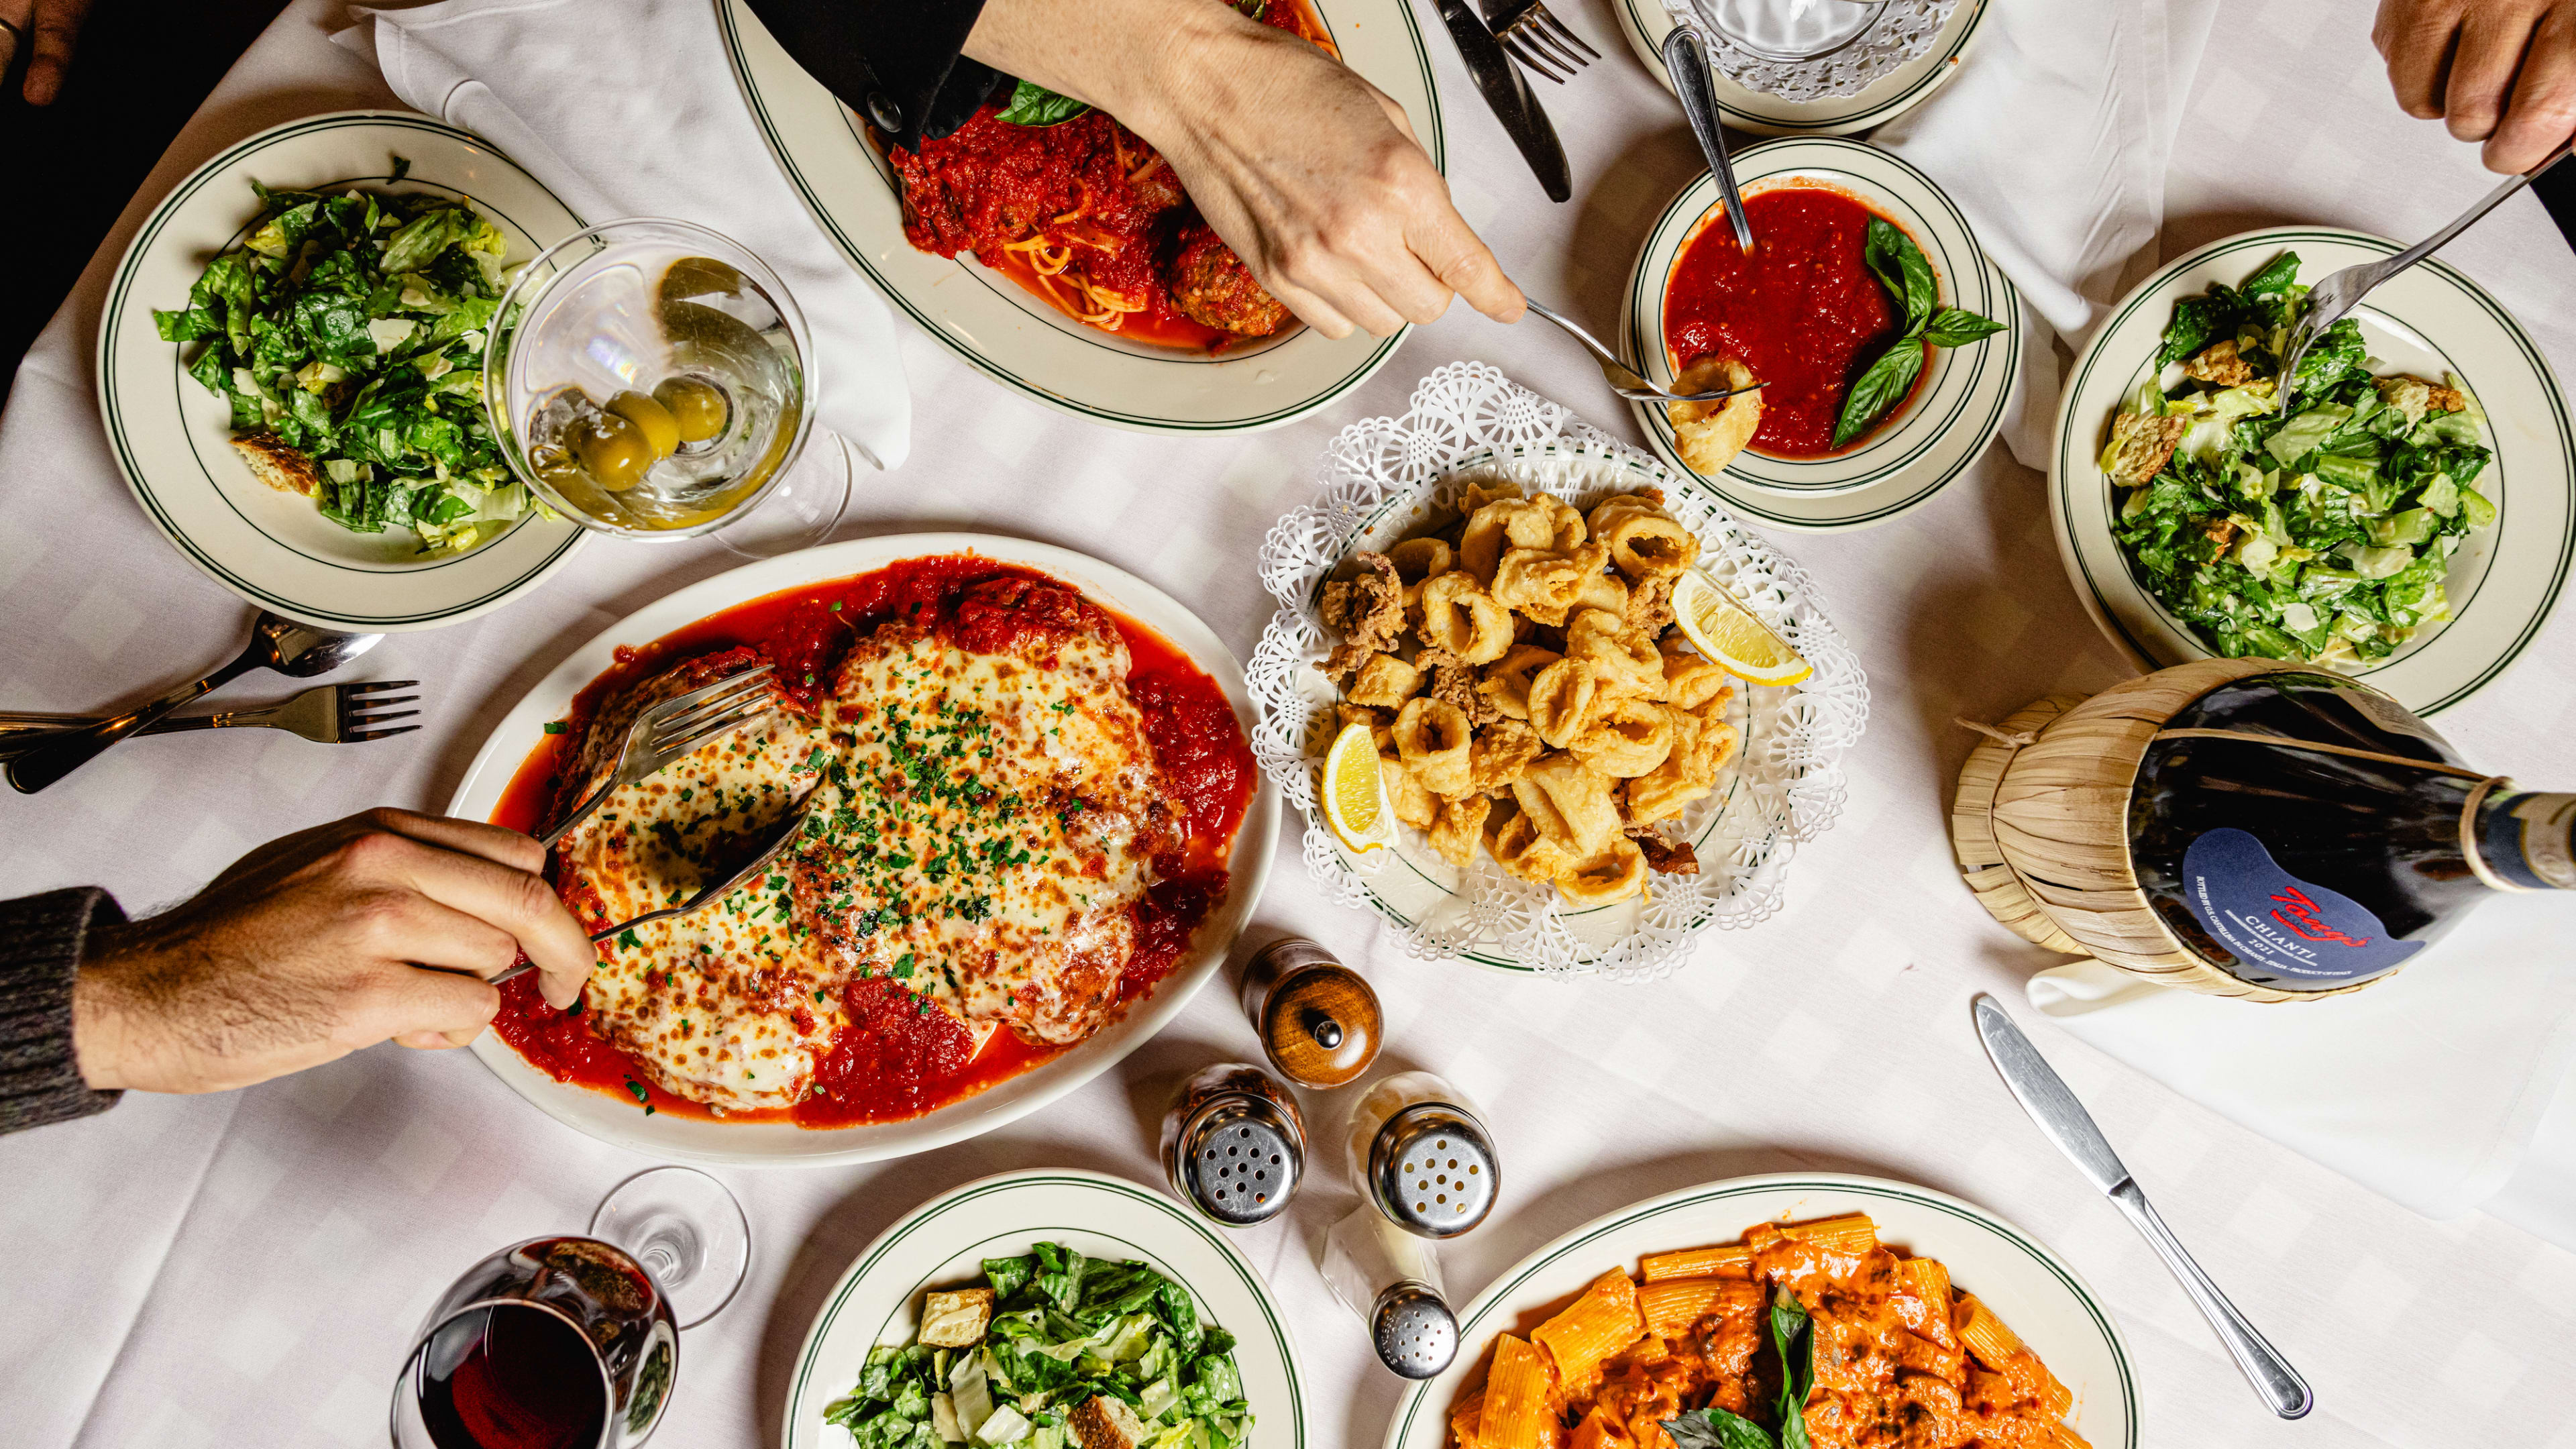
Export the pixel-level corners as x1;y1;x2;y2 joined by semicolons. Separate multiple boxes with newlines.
1428;793;1491;869
1468;718;1545;793
1458;498;1559;584
1587;493;1660;540
1566;609;1664;697
1393;696;1475;797
1570;696;1676;778
1477;644;1560;721
1417;572;1514;665
1385;536;1454;585
1459;477;1524;513
1512;752;1622;855
1490;547;1593;627
1555;838;1648;906
1525;657;1600;749
1659;646;1731;711
1491;809;1570;885
1381;751;1438;830
1600;509;1701;582
1346;651;1424;710
1664;356;1764;478
1543;494;1587;551
1575;567;1629;619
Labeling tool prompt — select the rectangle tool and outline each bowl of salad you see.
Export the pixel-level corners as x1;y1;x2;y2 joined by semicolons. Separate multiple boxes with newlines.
782;1172;1306;1449
2049;226;2576;714
99;111;588;631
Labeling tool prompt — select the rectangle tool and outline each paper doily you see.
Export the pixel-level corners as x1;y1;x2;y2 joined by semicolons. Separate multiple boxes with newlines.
1668;0;1958;102
1251;364;1869;981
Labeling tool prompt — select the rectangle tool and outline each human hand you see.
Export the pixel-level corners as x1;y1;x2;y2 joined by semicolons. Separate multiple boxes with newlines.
2375;0;2576;172
3;0;96;106
71;808;598;1095
967;0;1523;339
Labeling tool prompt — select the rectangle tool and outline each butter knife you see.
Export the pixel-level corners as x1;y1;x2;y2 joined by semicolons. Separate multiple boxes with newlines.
1971;994;2314;1419
1428;0;1570;202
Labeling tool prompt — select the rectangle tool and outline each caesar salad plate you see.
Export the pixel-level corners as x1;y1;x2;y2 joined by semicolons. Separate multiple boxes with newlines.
1613;0;1986;136
1623;138;2019;531
716;0;1440;435
784;1171;1307;1449
2050;225;2575;714
97;111;587;631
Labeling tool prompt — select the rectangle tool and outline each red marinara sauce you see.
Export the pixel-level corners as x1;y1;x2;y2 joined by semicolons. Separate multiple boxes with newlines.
1662;184;1929;458
484;556;1255;1128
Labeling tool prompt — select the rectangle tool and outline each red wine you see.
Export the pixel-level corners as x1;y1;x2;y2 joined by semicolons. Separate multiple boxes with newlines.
2129;670;2574;992
414;1303;610;1449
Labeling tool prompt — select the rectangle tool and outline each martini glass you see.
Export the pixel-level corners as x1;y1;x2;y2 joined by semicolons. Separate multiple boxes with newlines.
486;218;849;558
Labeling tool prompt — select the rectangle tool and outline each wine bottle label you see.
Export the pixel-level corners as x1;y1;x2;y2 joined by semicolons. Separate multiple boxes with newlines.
2505;794;2576;890
2181;828;2424;982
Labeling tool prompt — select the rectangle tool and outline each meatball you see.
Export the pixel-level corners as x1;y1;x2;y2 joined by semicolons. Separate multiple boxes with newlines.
1165;223;1291;338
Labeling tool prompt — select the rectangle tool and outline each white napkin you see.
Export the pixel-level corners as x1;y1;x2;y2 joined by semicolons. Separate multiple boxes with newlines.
1873;0;2222;466
333;0;912;470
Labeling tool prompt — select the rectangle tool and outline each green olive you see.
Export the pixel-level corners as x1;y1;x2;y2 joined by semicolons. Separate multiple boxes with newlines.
652;376;729;443
606;390;682;460
575;411;655;492
660;256;744;303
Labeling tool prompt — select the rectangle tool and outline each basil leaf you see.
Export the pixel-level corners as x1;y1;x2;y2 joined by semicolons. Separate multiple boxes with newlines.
1832;338;1925;448
994;80;1091;127
2241;250;2302;298
1864;217;1936;335
1771;1291;1815;1449
1662;1407;1778;1449
1921;307;2005;347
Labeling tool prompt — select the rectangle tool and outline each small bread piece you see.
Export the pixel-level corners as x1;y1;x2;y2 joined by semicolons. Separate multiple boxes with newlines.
231;431;324;497
2181;339;2255;388
2106;411;2188;485
918;1287;994;1348
1664;356;1763;477
1348;652;1425;710
1071;1395;1149;1449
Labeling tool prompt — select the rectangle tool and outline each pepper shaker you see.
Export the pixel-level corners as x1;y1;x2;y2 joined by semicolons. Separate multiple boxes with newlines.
1241;938;1383;1089
1344;1071;1499;1238
1159;1063;1305;1226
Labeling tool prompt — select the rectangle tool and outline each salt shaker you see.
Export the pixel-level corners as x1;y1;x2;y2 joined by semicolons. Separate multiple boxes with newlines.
1159;1063;1305;1227
1240;938;1383;1089
1320;1203;1458;1379
1344;1071;1499;1238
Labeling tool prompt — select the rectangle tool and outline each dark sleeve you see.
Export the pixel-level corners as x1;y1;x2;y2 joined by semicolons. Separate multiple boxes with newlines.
0;888;123;1135
743;0;1006;148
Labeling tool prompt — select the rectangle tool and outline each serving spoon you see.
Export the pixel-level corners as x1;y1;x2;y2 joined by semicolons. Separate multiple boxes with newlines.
7;612;383;794
1523;299;1766;403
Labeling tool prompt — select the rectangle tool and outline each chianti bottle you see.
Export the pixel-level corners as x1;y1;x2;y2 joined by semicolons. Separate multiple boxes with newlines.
2128;669;2575;993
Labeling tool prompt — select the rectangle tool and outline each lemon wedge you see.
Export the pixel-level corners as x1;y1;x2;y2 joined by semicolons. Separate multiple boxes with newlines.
1672;570;1812;686
1321;720;1396;853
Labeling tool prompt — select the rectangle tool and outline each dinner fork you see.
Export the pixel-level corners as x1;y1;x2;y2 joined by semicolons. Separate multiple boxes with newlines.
1522;299;1767;402
536;665;780;849
0;682;421;753
1480;0;1599;80
2276;138;2571;413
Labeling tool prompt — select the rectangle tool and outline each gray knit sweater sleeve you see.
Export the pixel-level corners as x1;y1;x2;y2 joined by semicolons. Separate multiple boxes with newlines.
0;888;122;1134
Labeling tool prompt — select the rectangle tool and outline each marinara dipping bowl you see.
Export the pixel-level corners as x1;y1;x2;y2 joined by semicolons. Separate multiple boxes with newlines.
444;533;1277;1167
1623;137;2021;532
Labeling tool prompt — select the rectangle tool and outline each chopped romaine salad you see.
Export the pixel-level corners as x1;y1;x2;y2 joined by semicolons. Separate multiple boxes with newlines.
154;168;537;556
2102;251;2496;665
826;1244;1252;1449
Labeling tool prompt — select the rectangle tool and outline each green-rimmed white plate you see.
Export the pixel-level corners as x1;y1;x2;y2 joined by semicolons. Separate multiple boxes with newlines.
2050;225;2575;715
1612;0;1988;136
716;0;1440;435
1383;1172;2137;1449
1623;137;2019;532
97;111;588;631
785;1171;1307;1449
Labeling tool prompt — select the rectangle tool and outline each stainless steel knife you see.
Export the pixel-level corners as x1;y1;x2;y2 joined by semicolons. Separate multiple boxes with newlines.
1428;0;1571;202
1971;994;2315;1420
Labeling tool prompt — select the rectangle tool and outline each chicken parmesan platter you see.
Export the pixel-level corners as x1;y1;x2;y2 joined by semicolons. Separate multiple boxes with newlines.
453;537;1273;1163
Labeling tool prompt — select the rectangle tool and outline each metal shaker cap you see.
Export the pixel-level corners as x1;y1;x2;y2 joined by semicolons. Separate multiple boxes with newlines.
1163;1065;1305;1227
1371;1280;1457;1379
1367;1102;1498;1237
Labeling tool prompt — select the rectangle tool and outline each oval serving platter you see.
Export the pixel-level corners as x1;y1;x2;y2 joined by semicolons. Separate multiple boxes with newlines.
449;533;1279;1165
98;111;588;631
1623;136;2019;532
1383;1173;2138;1449
2050;225;2575;716
716;0;1441;435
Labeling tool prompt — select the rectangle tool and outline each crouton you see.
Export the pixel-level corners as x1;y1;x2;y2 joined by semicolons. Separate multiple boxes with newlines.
1070;1394;1149;1449
918;1287;994;1348
2106;412;2188;485
2181;339;2255;388
230;431;323;497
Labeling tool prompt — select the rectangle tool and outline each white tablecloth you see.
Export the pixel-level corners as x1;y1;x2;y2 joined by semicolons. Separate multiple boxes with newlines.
3;2;2573;1448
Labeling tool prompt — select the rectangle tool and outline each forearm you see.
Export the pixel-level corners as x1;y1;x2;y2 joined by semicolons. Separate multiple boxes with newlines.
963;0;1267;131
0;887;124;1133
